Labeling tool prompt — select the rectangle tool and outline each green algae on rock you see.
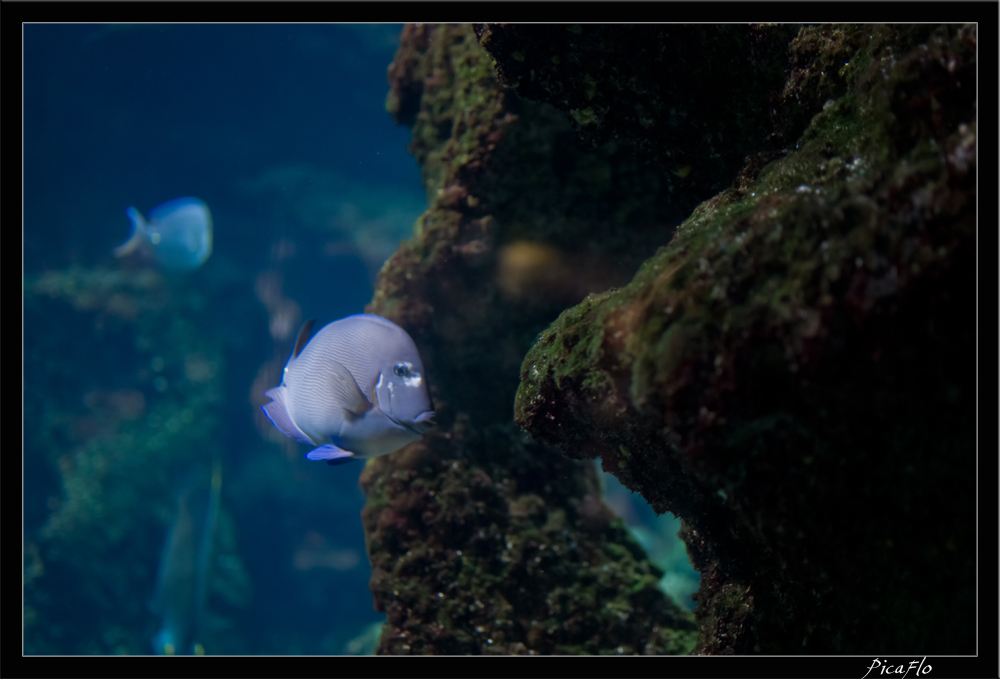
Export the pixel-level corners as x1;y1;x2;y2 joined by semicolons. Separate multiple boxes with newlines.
515;24;976;654
361;431;695;654
361;23;698;654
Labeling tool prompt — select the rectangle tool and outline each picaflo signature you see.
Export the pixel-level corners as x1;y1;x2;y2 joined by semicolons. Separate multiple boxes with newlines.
862;657;932;679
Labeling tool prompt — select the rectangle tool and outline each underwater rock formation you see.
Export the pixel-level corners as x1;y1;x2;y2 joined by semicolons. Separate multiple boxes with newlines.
513;24;976;653
362;23;698;654
474;23;798;197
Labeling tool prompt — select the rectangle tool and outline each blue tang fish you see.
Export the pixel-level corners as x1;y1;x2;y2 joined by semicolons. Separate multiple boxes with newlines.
151;457;222;655
114;197;212;270
262;314;436;464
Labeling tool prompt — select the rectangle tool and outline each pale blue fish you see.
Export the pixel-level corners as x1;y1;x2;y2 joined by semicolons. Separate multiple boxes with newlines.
262;314;436;464
114;197;212;270
151;458;222;655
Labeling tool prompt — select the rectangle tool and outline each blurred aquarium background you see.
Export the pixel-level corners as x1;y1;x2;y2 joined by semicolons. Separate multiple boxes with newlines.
23;23;697;655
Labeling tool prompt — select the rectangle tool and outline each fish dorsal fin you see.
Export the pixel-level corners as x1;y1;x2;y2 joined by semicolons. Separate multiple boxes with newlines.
327;361;373;421
293;319;317;359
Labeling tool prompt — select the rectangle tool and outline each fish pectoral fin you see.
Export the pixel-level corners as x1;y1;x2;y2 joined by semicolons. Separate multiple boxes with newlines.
327;361;373;420
305;443;354;462
342;406;368;423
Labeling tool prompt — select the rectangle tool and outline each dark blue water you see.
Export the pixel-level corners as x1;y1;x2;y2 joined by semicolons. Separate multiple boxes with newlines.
24;24;420;272
24;23;423;656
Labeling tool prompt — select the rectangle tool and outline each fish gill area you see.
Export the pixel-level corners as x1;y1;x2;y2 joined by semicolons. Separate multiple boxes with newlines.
362;23;976;654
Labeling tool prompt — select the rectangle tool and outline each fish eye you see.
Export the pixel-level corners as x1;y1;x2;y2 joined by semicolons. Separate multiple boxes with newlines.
393;363;411;378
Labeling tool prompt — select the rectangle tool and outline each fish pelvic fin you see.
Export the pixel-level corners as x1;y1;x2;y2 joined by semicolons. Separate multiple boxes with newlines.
262;386;313;445
114;206;147;257
305;443;354;462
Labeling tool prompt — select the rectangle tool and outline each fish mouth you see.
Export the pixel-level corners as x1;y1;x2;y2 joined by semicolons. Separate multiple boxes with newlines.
400;410;436;435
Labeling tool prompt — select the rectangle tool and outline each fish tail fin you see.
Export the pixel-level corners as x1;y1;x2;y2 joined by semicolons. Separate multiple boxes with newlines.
262;386;313;445
113;206;147;257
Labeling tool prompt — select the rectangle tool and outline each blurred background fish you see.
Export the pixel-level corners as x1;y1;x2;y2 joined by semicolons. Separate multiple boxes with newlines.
151;457;222;655
114;197;213;271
